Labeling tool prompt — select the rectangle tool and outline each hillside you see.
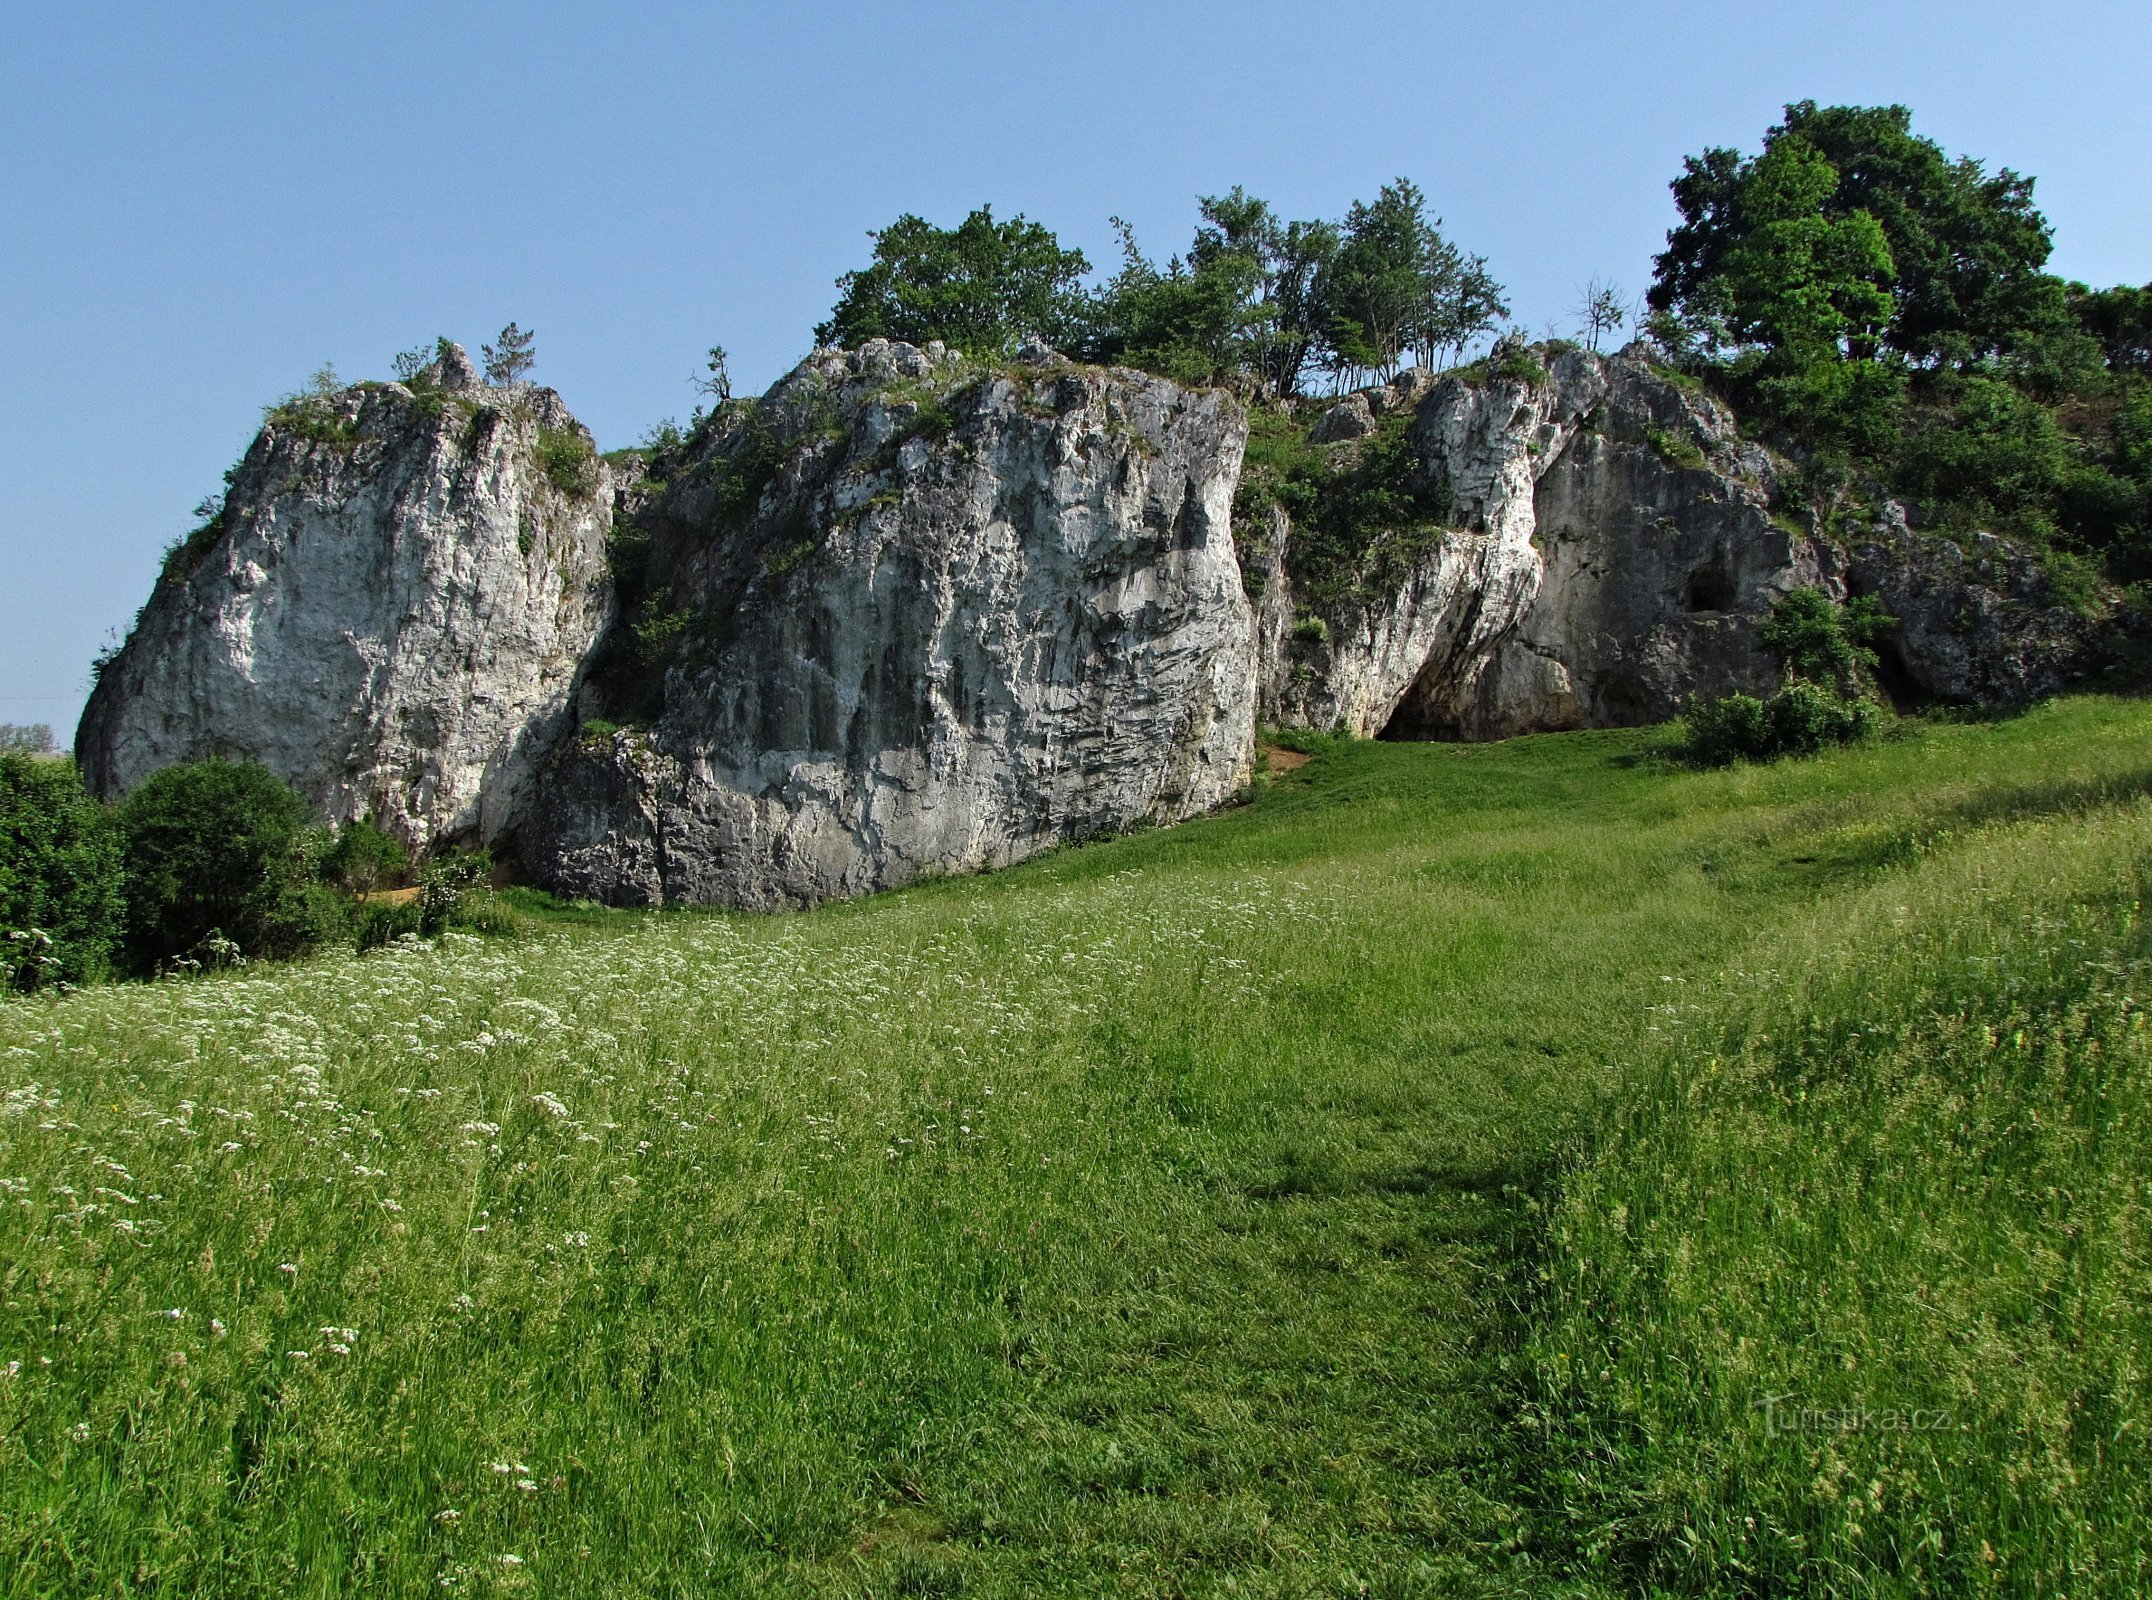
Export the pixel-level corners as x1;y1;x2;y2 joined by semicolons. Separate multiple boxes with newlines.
5;699;2149;1595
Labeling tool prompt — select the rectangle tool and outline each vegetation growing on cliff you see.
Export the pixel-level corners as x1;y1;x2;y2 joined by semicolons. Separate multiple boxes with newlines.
1647;101;2152;591
819;181;1507;399
1235;402;1452;609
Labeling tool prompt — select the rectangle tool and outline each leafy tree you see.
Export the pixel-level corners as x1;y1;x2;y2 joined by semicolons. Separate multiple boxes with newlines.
482;322;537;386
1317;179;1505;384
1652;102;2061;367
816;206;1090;357
1074;215;1266;387
1075;190;1345;399
1320;179;1444;383
0;724;54;754
0;755;123;990
117;759;344;972
2070;282;2152;374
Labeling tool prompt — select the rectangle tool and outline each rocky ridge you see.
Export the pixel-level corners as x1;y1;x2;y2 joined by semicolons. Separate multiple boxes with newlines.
79;338;2115;908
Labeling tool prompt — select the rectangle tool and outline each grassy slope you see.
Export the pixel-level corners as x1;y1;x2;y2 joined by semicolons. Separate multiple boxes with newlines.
1;700;2148;1597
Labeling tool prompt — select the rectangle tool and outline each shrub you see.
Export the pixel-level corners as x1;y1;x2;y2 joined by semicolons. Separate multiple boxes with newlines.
318;817;408;896
0;755;124;991
1684;682;1879;765
1757;585;1892;690
534;427;599;498
1492;340;1550;386
417;850;493;936
1643;424;1708;472
116;759;343;973
354;898;422;951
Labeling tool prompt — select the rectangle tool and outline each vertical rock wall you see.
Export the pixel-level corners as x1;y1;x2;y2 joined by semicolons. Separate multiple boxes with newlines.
77;347;614;847
526;343;1255;908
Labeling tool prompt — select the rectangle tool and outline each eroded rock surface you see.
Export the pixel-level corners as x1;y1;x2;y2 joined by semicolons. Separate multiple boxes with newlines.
77;347;613;846
526;341;1254;908
1256;345;2102;741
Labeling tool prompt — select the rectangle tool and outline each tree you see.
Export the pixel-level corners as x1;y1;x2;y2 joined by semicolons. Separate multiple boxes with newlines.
0;724;54;755
1078;191;1343;398
2070;281;2152;374
318;816;408;897
1320;179;1441;384
1715;138;1896;368
1651;102;2060;367
694;344;733;405
482;322;536;386
1;754;123;990
1575;277;1628;352
816;206;1091;357
1073;214;1266;387
116;758;343;972
1316;179;1504;385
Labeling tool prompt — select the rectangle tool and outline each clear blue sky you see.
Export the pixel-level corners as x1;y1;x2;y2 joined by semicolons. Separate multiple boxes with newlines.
5;0;2147;741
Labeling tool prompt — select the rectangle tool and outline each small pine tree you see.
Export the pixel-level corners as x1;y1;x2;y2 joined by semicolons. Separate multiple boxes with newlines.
482;323;536;386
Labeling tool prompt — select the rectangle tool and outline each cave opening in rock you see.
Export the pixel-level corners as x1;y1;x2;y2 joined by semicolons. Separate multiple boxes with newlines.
1687;561;1737;612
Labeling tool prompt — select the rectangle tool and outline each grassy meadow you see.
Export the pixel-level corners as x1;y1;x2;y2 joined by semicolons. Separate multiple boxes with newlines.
4;698;2150;1596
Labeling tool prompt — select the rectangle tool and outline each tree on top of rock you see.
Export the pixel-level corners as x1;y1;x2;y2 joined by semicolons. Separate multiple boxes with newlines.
816;207;1091;358
482;323;536;386
1649;102;2060;367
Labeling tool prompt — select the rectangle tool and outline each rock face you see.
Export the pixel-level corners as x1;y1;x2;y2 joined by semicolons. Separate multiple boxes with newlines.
524;340;1254;909
83;335;2115;911
1254;345;2100;740
77;347;613;846
1845;510;2109;705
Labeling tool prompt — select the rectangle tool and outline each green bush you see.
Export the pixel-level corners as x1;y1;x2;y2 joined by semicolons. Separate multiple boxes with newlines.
318;816;408;896
1756;585;1891;690
0;755;124;991
534;427;599;498
417;849;494;936
116;759;344;973
1643;424;1708;472
354;898;422;951
1684;682;1879;765
1237;404;1452;609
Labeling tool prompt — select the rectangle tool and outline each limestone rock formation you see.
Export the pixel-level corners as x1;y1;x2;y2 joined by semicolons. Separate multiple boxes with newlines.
525;340;1253;908
1255;345;2100;741
80;333;2115;914
77;347;613;846
1845;509;2109;705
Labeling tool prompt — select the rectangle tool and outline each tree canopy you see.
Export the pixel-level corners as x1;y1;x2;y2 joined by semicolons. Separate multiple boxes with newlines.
1650;101;2060;367
1647;102;2152;589
814;206;1092;357
821;184;1507;399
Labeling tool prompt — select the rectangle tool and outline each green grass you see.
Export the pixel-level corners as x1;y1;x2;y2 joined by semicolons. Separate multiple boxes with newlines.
4;699;2152;1595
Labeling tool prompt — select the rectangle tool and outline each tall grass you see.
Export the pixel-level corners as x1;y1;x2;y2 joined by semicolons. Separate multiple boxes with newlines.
3;697;2151;1595
1530;795;2152;1596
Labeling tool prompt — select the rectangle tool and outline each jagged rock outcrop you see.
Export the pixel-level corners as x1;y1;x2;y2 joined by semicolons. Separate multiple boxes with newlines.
1845;509;2109;704
1257;348;1614;736
524;340;1253;909
82;333;2115;913
1255;345;2101;740
77;346;613;846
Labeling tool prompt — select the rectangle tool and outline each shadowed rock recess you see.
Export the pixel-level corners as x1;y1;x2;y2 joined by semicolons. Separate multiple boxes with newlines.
81;339;2112;907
